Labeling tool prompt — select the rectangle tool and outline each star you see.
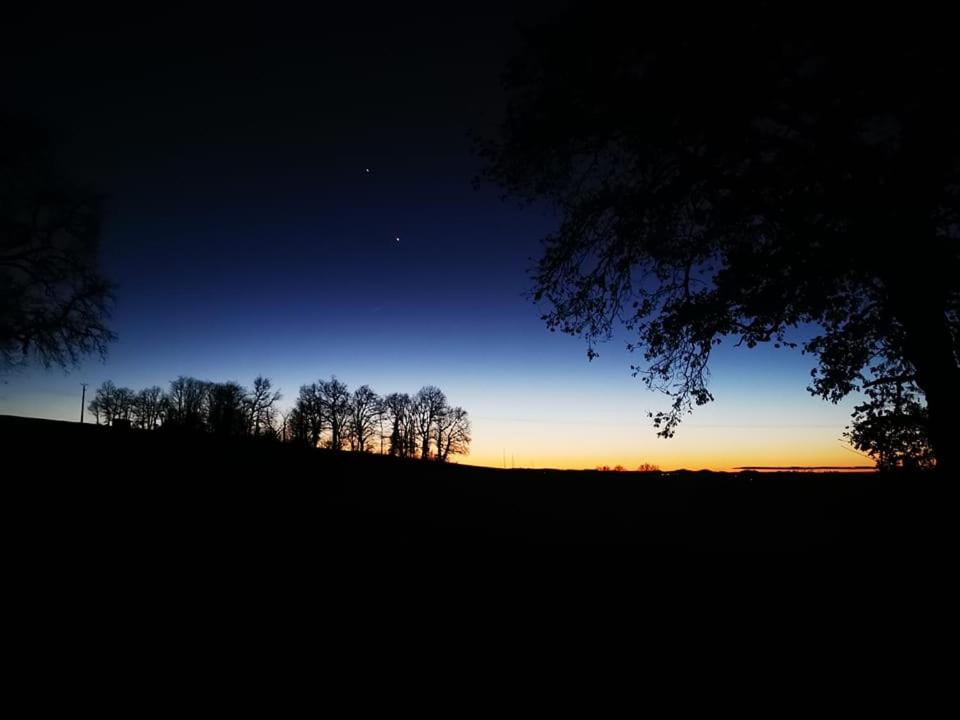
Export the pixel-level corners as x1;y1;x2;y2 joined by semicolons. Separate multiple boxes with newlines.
395;237;400;242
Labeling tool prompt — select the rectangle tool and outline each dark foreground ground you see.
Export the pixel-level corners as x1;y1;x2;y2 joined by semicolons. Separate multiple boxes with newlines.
3;415;952;558
7;414;950;690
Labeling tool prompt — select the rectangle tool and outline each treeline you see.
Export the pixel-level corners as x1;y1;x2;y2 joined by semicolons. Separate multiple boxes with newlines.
288;380;471;461
87;375;281;436
596;463;661;472
86;375;471;461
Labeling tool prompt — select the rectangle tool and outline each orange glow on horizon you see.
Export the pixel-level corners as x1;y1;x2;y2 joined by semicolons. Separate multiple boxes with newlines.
465;454;871;472
463;416;871;472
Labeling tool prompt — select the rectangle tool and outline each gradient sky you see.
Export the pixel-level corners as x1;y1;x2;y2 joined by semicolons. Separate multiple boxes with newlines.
1;4;868;470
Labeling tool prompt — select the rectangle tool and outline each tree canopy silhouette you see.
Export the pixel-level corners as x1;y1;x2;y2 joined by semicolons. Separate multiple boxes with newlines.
88;373;473;460
0;113;114;371
291;379;470;461
844;360;933;471
480;4;959;471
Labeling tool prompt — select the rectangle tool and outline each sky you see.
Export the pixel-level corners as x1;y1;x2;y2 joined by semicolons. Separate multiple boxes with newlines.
1;4;869;470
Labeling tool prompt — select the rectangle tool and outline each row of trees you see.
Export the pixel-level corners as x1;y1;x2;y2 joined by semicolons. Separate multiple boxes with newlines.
87;375;282;436
87;375;472;461
597;464;661;473
288;379;471;461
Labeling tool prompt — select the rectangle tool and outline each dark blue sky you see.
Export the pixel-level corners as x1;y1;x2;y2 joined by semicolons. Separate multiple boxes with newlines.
2;3;863;469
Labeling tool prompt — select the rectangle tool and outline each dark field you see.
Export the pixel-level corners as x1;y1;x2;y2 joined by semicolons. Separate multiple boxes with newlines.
4;415;950;558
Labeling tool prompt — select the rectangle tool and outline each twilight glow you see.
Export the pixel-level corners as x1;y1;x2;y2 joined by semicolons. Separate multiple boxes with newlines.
0;6;870;471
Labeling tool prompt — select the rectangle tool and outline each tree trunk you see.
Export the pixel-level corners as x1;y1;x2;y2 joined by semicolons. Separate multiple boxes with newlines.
892;290;959;475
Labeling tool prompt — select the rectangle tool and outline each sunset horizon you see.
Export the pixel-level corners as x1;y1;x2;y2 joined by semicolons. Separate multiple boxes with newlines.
3;3;954;556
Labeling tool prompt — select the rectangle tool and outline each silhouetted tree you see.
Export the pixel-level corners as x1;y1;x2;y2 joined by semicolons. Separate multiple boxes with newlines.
413;386;446;459
285;407;303;443
844;359;933;471
86;380;133;425
437;406;471;462
207;381;249;436
87;395;101;425
0;113;115;371
89;380;116;425
432;402;451;462
382;392;412;456
401;399;418;458
166;376;209;431
278;409;291;443
132;386;165;430
248;375;281;437
347;384;380;452
113;386;135;422
375;395;386;454
481;4;959;471
318;376;350;450
293;383;324;447
88;380;114;425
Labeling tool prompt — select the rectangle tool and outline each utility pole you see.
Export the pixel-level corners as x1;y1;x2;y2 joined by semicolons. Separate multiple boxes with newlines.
80;383;87;423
